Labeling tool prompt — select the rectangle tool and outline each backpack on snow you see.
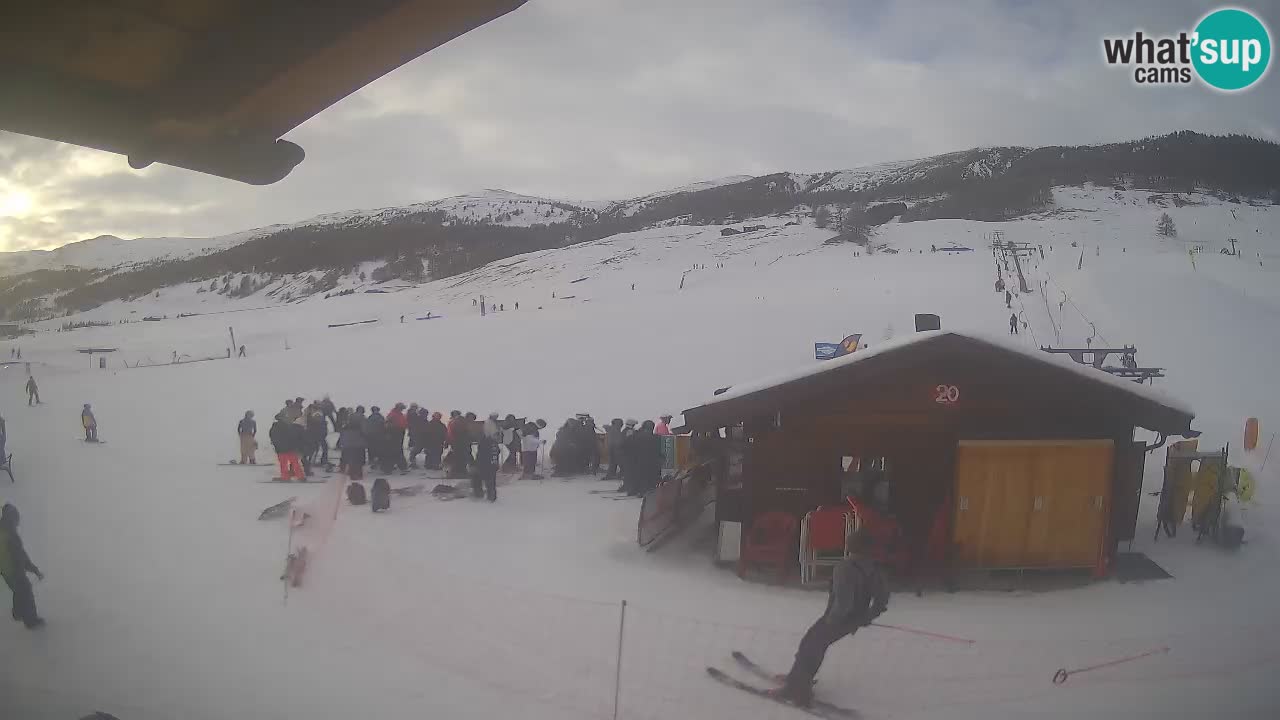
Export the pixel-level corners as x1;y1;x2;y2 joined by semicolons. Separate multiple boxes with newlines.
347;482;367;505
371;477;391;512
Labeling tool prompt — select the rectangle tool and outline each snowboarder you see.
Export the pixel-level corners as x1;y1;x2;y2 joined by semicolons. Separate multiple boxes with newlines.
1008;313;1019;335
237;411;258;464
81;404;98;442
514;302;519;310
238;345;246;358
269;414;306;482
0;503;45;629
473;426;500;501
771;554;889;707
25;375;40;406
423;412;447;470
654;414;674;436
520;421;541;479
1004;290;1012;308
603;419;625;481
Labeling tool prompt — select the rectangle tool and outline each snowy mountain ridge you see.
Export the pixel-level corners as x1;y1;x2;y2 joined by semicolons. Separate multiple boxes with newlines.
4;131;1275;279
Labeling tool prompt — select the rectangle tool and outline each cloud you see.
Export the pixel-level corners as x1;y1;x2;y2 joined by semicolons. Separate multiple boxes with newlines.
2;0;1277;251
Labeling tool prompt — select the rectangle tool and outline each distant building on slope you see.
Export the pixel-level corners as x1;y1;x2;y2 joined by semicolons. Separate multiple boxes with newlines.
681;330;1195;584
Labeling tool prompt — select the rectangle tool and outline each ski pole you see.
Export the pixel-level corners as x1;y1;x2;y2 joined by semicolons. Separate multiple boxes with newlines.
1052;645;1169;684
869;622;975;644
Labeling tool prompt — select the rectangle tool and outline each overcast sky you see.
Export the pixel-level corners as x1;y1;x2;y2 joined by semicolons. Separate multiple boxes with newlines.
2;0;1277;252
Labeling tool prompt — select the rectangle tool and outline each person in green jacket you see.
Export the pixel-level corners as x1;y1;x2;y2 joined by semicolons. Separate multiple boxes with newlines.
0;503;44;628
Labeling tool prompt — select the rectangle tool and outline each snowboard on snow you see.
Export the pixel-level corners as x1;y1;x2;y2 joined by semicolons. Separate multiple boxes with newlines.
260;478;328;484
258;497;296;520
704;652;858;720
219;461;262;467
389;483;426;497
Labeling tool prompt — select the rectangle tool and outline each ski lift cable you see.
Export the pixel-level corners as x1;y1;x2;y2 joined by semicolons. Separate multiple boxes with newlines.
1043;272;1110;347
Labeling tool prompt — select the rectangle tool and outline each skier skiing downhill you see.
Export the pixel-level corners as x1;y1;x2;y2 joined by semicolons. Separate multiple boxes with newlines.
771;553;889;707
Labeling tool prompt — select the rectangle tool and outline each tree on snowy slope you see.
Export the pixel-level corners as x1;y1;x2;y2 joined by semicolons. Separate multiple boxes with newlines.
1157;212;1177;237
813;205;831;228
840;205;872;244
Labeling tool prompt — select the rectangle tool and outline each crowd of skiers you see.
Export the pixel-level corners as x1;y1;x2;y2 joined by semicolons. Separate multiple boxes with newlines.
239;395;679;500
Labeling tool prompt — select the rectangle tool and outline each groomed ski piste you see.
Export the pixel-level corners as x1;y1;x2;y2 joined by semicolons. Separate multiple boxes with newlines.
2;184;1278;719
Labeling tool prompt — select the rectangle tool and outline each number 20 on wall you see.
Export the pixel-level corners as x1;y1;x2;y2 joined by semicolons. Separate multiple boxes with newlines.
934;384;960;405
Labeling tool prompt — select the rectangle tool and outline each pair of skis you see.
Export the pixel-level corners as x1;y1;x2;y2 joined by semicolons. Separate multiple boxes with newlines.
706;651;857;719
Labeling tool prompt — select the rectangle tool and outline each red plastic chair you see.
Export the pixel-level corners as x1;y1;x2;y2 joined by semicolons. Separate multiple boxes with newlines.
738;511;798;583
800;507;855;584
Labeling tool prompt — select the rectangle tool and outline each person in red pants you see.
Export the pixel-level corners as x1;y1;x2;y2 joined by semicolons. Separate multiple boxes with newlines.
269;414;307;481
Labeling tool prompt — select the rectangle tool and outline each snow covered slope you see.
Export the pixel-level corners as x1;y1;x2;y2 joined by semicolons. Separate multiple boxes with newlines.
2;182;1278;719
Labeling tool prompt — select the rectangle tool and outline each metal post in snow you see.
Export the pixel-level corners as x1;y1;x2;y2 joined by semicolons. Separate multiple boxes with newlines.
613;599;627;720
229;327;237;357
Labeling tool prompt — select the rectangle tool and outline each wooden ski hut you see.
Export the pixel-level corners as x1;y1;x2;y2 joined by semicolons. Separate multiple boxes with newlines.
681;331;1194;575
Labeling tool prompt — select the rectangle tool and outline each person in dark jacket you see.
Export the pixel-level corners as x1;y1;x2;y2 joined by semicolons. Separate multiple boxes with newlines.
338;417;367;480
406;405;427;467
320;396;337;430
306;405;329;466
447;412;472;478
603;419;625;480
269;414;307;481
381;413;408;473
626;420;663;496
616;419;638;492
0;503;44;628
773;555;889;707
581;416;600;474
335;407;350;440
473;432;500;502
423;412;447;470
363;406;386;467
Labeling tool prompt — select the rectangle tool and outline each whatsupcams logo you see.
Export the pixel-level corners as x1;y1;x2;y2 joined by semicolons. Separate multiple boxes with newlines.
1102;7;1271;90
